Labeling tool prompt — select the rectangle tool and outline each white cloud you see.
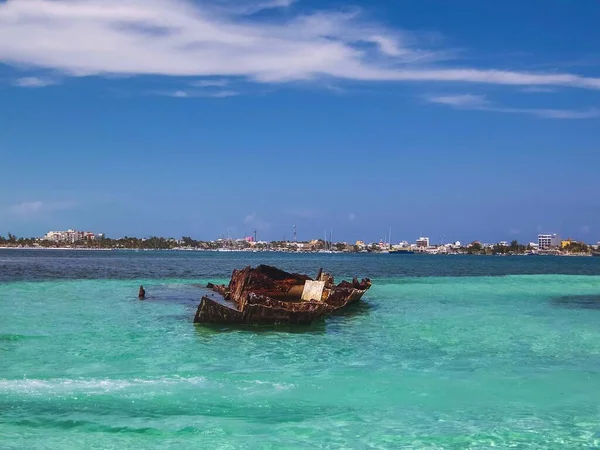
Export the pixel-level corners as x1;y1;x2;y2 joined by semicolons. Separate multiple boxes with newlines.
426;93;600;119
1;0;600;90
348;213;356;221
8;200;76;217
244;212;271;230
13;76;57;88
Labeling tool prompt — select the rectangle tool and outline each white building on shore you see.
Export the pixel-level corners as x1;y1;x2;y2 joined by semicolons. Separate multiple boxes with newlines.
416;237;430;248
538;234;560;250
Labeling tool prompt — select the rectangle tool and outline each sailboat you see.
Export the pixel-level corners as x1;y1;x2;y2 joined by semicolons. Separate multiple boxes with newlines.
217;228;235;251
379;227;391;253
318;229;334;253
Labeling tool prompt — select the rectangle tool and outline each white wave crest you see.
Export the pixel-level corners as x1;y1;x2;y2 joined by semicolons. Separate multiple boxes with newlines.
0;376;207;395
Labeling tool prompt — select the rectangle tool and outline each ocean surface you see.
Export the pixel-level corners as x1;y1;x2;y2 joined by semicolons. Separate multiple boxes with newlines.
2;250;600;449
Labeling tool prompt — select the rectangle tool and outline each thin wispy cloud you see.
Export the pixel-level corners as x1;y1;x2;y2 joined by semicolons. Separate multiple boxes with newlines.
521;86;557;93
426;94;489;108
190;79;230;88
324;83;348;94
9;201;44;215
527;108;600;119
8;200;77;217
217;0;296;15
160;89;239;98
426;93;600;119
207;90;239;98
171;90;189;98
1;0;600;90
13;76;57;88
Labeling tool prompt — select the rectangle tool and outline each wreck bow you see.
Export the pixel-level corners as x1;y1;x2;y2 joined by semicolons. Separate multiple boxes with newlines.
194;265;371;325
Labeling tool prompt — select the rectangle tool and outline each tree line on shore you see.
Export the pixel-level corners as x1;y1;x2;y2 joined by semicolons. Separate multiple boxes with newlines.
0;234;210;250
0;234;325;250
466;240;592;255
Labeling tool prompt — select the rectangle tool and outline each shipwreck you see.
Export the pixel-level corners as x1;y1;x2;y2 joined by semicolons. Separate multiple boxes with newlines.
194;265;371;325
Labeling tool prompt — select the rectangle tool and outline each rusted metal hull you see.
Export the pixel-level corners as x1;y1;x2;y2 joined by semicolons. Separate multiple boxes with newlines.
194;265;371;325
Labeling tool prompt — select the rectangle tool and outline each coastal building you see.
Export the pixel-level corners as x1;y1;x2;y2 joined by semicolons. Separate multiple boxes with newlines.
538;234;560;250
416;237;430;248
43;229;101;243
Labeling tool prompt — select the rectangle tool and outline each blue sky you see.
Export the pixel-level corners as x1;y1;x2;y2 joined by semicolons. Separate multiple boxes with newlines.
1;0;599;244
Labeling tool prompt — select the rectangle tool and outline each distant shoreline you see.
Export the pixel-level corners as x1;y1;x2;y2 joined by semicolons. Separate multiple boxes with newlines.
0;246;595;257
0;246;114;251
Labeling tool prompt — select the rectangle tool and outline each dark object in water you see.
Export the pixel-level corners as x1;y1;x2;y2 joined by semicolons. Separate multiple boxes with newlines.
138;285;146;300
551;294;600;310
194;265;371;325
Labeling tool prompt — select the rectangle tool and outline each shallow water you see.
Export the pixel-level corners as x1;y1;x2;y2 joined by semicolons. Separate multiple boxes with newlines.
2;250;600;448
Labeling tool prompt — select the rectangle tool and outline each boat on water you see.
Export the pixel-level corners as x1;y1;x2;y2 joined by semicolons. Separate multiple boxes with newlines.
389;249;415;255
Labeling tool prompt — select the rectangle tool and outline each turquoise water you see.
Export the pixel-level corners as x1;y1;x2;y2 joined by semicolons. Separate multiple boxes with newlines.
2;252;600;448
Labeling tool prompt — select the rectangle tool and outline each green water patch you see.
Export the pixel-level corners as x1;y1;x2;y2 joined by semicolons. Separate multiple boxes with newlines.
550;294;600;310
0;333;46;342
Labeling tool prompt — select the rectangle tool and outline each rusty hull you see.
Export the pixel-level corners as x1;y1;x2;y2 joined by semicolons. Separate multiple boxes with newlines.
194;264;371;325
